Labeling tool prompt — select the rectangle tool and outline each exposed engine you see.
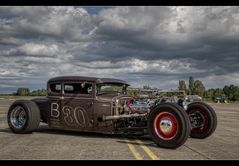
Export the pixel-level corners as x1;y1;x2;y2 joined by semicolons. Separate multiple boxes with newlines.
103;96;151;135
116;96;150;115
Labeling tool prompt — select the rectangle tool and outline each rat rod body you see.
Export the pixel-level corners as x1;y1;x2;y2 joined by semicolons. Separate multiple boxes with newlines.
7;76;217;149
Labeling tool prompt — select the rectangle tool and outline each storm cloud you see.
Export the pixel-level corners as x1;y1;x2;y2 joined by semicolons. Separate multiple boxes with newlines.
0;6;239;93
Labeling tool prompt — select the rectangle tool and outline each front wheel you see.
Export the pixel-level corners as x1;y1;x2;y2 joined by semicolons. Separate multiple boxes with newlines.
186;102;217;138
147;103;191;149
7;100;41;134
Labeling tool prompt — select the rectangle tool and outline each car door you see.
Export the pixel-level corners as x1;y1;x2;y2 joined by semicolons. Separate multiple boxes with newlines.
60;82;94;131
48;82;63;129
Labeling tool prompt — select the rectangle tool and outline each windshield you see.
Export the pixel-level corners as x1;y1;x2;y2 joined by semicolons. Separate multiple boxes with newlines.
96;83;126;95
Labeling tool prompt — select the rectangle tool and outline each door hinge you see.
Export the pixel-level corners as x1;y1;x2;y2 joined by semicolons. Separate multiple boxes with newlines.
60;96;64;100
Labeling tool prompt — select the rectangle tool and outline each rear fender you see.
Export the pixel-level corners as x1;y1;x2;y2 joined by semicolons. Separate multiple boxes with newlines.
31;98;50;123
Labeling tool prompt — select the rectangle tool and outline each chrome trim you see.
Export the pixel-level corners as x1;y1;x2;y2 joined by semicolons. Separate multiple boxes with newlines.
10;106;27;129
159;118;173;134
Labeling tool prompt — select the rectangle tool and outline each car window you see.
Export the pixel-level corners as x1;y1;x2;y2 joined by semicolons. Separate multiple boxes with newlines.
64;83;93;95
50;83;61;93
65;85;74;91
96;83;125;95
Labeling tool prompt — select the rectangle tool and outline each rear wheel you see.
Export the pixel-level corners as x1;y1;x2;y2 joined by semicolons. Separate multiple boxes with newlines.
186;102;217;138
147;103;191;149
7;100;41;134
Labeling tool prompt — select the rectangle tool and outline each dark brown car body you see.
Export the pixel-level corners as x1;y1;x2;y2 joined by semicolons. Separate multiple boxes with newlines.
32;76;133;134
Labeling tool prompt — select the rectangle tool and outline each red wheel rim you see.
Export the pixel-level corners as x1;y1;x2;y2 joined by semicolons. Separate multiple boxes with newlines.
153;112;178;141
188;108;209;133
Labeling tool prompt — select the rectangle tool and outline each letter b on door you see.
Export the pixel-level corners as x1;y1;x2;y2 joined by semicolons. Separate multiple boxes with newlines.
51;103;60;118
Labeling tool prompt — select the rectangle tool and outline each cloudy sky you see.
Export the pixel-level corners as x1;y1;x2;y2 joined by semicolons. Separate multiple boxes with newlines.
0;6;239;93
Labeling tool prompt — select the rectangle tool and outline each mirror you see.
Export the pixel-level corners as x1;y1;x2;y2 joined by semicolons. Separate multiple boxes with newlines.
87;86;92;94
81;82;85;88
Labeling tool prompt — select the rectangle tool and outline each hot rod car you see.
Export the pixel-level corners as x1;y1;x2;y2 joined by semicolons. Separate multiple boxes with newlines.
7;76;217;149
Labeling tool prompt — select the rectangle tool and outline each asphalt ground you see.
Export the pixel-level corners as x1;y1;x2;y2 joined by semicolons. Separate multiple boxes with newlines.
0;99;238;160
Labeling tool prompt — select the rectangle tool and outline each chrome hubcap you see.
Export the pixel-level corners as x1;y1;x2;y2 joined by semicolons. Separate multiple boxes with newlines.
10;106;27;128
159;118;173;134
154;112;178;141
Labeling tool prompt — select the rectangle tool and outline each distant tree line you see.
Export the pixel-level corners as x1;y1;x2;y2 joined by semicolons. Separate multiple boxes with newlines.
178;76;206;97
179;76;239;102
15;87;47;96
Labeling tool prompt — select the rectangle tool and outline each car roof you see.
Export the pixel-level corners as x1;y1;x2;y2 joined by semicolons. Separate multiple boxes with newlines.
47;76;130;86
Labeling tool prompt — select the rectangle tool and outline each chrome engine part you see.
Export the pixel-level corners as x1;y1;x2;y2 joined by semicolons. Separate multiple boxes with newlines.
110;96;150;135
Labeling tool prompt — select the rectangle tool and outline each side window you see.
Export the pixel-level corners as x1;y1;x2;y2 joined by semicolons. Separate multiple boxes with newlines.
64;85;74;93
50;83;61;93
64;83;93;95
